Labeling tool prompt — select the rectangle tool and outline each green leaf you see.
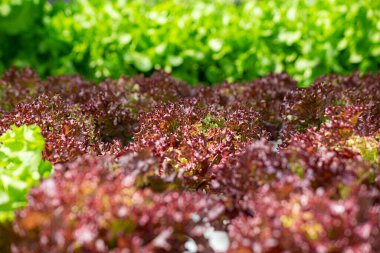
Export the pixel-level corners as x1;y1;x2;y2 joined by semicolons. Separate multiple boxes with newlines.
349;53;363;64
168;55;184;67
208;38;223;52
119;34;132;46
131;52;153;72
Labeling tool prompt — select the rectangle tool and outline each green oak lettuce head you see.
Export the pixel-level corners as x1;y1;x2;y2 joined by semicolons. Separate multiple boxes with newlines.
0;124;52;222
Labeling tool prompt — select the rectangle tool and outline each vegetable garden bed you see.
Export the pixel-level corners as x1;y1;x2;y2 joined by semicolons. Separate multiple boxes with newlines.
0;67;379;252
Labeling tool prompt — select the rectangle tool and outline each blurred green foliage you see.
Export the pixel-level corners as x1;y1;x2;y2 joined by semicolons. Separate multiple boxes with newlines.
0;125;52;222
0;0;380;85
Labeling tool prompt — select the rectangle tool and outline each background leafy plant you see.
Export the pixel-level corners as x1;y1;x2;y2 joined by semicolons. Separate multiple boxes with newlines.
1;0;380;85
0;0;45;73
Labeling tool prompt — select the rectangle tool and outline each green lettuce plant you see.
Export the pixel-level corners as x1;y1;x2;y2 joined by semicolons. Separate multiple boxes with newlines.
1;0;380;85
0;124;52;222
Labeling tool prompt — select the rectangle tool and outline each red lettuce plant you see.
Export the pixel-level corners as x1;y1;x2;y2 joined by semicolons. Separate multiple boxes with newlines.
0;68;379;253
